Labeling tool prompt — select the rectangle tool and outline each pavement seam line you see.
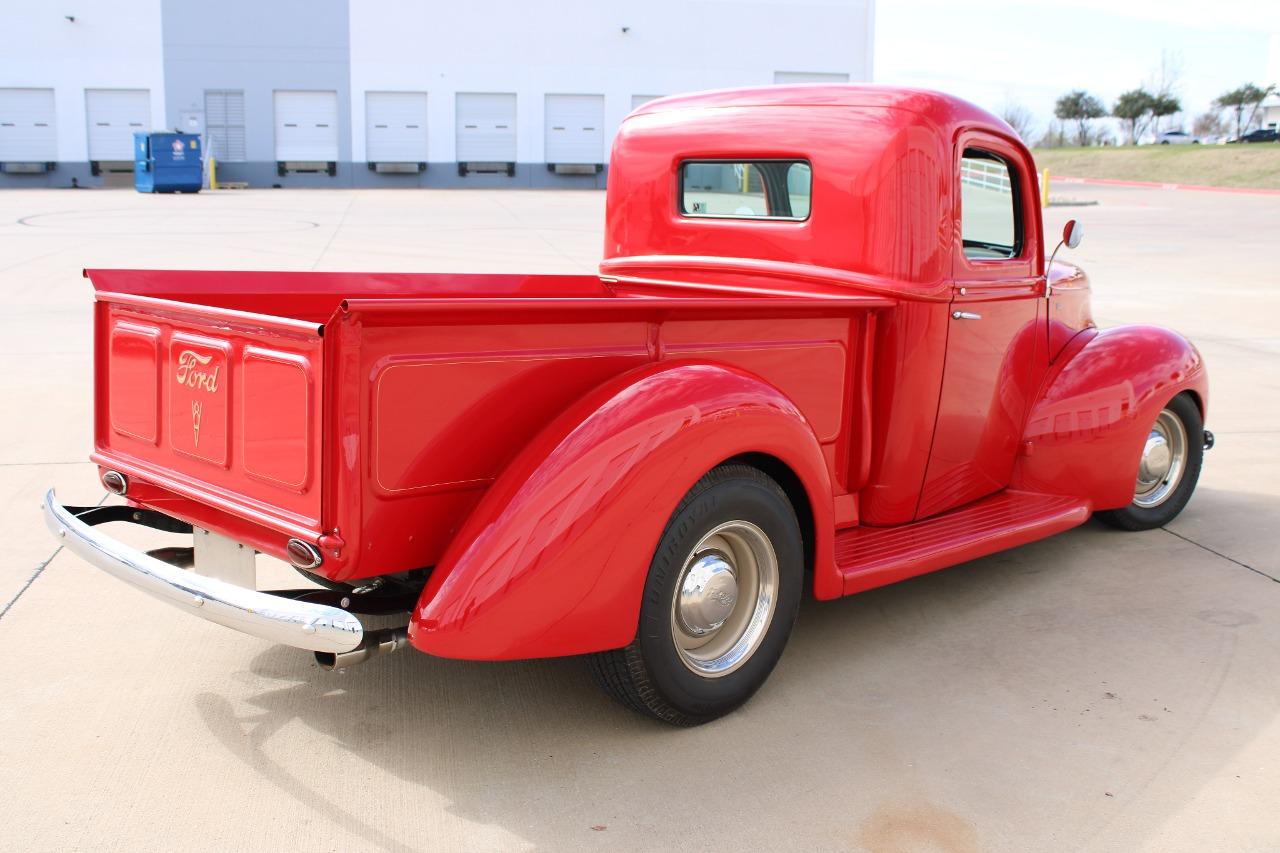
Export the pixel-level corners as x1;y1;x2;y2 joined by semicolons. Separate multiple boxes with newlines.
0;495;108;623
0;545;64;622
1161;526;1280;585
310;195;358;270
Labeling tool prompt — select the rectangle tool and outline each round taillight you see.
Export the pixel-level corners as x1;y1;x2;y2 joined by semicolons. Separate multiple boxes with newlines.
102;470;128;496
286;538;323;570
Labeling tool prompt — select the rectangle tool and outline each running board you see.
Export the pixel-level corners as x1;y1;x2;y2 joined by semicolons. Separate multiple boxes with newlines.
836;491;1091;596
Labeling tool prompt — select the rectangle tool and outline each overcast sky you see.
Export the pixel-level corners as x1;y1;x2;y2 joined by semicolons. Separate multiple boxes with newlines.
874;0;1279;138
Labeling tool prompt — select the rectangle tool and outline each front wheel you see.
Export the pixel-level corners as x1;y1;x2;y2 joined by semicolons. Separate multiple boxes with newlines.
1096;393;1204;531
588;464;803;725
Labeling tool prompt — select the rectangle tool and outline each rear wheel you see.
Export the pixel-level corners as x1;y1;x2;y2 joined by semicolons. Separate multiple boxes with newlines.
588;464;803;725
1096;393;1204;531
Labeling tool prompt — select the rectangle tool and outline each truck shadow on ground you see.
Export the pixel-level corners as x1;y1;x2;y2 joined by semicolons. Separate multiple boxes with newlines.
193;486;1278;852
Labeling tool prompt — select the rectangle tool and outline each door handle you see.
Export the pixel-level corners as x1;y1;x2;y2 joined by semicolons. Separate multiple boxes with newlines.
952;311;982;321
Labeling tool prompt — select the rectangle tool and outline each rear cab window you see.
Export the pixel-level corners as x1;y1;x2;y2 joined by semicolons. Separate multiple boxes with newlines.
960;149;1021;260
680;160;811;220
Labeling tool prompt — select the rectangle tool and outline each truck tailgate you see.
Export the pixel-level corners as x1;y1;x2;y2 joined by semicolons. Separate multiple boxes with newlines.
93;289;326;536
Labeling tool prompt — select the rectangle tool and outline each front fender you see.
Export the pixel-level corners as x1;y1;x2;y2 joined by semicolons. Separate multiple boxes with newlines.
1011;325;1207;510
408;361;834;660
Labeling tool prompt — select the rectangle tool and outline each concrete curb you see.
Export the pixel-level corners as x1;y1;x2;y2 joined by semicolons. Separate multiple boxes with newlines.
1051;175;1280;196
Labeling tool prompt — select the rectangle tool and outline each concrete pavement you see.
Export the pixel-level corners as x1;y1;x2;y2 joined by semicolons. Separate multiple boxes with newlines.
0;184;1277;852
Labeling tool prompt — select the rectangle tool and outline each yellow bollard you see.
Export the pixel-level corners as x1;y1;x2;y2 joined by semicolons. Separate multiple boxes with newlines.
1041;168;1050;208
210;156;218;190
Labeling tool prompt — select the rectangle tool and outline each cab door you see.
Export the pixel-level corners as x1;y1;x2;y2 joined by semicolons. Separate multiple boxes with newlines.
915;135;1045;519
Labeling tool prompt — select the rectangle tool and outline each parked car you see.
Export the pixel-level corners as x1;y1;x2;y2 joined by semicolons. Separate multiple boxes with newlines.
44;86;1212;725
1234;128;1279;143
1156;130;1198;145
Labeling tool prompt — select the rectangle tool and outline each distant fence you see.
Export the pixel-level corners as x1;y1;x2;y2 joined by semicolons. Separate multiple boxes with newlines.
960;159;1012;193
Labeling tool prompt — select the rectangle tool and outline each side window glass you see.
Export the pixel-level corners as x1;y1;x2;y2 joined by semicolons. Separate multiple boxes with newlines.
960;149;1020;259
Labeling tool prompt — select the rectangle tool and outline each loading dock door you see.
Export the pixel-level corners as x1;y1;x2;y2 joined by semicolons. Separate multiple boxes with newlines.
86;89;150;161
274;91;339;162
456;93;516;164
0;88;57;162
366;92;428;163
545;94;604;165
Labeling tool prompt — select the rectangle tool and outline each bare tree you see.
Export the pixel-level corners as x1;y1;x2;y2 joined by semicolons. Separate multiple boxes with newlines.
1148;49;1184;100
1035;121;1068;149
1192;110;1226;138
1141;50;1185;136
1000;102;1037;143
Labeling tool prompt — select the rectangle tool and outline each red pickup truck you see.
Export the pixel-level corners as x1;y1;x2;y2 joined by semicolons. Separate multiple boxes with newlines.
45;86;1210;725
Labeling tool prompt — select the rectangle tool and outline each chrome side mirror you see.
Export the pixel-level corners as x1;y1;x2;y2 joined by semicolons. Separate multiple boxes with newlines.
1045;219;1082;295
1063;219;1083;249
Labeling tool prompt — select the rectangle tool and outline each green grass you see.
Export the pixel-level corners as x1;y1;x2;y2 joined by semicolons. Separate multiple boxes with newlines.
1030;144;1280;190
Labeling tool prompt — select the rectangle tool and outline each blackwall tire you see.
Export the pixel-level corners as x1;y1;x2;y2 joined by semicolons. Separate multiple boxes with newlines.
588;463;803;725
1096;393;1204;531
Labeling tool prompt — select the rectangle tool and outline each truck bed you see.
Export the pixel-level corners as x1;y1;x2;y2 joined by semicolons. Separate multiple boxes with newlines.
87;269;892;581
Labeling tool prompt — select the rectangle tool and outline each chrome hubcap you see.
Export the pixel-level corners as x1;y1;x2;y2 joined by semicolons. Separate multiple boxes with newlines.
1139;434;1171;482
671;520;778;678
1134;408;1187;508
677;552;739;635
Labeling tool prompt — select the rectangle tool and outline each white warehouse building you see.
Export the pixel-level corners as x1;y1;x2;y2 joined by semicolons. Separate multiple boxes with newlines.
0;0;875;189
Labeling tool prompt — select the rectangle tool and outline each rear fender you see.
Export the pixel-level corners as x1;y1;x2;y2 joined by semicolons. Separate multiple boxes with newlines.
408;362;834;660
1011;325;1207;510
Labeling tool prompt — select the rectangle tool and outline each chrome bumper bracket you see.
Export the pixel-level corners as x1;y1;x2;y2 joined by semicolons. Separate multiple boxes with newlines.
59;502;194;534
43;489;364;654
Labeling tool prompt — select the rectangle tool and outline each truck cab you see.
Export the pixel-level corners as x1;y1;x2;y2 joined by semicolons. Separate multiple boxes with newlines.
45;86;1209;724
603;86;1108;525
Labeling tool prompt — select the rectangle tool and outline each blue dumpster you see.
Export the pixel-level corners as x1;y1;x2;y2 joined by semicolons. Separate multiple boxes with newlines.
134;132;202;193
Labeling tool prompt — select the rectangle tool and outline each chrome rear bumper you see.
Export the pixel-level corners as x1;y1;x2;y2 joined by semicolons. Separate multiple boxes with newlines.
43;489;364;654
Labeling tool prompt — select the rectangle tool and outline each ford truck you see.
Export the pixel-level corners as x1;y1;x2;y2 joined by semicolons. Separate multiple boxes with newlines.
44;86;1211;725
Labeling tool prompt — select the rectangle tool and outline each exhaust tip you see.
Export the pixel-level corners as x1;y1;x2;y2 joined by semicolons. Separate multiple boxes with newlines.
287;538;323;570
102;470;128;496
315;627;409;671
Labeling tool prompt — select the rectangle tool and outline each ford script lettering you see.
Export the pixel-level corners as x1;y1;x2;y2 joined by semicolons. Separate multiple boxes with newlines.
175;350;220;392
